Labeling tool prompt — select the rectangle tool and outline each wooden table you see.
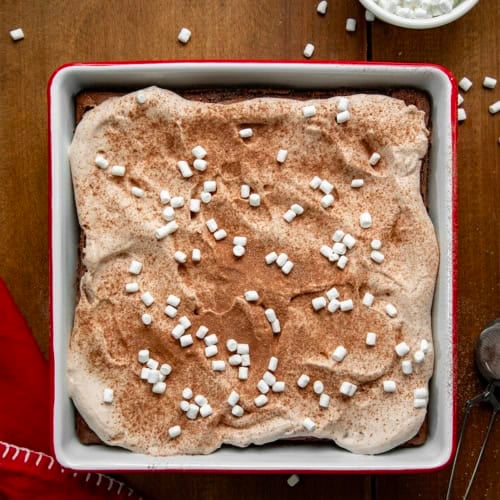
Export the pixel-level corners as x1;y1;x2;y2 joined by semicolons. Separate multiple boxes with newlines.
1;1;498;498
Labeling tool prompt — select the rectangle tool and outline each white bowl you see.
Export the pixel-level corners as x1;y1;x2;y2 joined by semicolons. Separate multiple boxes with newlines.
49;61;457;472
360;0;479;29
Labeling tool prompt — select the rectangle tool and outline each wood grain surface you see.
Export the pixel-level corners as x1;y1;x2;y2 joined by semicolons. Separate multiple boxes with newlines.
0;1;498;499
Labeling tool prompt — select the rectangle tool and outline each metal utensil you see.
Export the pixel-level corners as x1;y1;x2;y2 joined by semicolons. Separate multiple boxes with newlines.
446;318;500;500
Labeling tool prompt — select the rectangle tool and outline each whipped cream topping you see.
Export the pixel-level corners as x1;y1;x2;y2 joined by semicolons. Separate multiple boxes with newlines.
67;87;438;455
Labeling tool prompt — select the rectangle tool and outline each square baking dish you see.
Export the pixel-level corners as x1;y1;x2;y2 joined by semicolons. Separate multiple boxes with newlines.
49;61;457;473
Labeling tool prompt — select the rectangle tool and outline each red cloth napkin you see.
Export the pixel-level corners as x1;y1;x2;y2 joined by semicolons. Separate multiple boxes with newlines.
0;278;141;499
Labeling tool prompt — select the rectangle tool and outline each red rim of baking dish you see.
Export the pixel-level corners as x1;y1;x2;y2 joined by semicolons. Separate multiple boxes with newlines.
48;60;458;475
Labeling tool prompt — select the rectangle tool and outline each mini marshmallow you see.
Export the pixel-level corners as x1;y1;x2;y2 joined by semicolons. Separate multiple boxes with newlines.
340;299;353;312
141;313;152;326
241;355;251;368
287;474;300;488
228;391;240;406
277;149;288;163
140;367;150;380
420;339;430;353
340;381;357;397
213;229;227;241
238;366;249;380
147;370;160;384
332;242;346;255
313;380;324;394
459;76;473;92
129;260;143;275
395;342;410;357
233;245;245;257
371;239;382;250
178;27;191;44
257;379;270;394
303;418;316;431
351;178;364;189
371;251;385;264
290;205;304;217
95;155;109;169
402;360;413;375
360;211;372;229
194;395;208;406
180;400;190;412
212;360;226;371
179;334;193;347
414;398;428;409
174;251;187;264
125;282;139;293
317;0;328;15
203;180;217;193
365;9;375;21
138;349;149;363
103;388;114;403
147;358;159;370
326;287;339;301
272;381;285;392
362;292;374;307
265;251;278;264
204;333;218;346
141;292;154;307
327;299;340;313
232;405;244;417
369;152;381;166
249;193;261;207
171;324;185;340
383;380;397;393
189;199;201;213
240;184;250;198
268;356;279;372
152;381;167;394
162;206;175;221
186;403;199;420
111;165;126;176
233;236;248;246
170;196;185;208
366;332;377;346
385;303;398;317
489;100;500;114
310;176;322;189
182;387;193;399
458;108;467;122
332;346;347;362
263;371;277;386
239;128;253;138
283;210;296;223
193;159;207;171
155;220;178;240
414;350;425;363
336;110;351;124
303;43;315;59
276;253;288;267
297;374;310;388
9;28;25;41
160;364;172;376
271;319;281;334
206;219;218;233
200;191;212;203
319;393;331;408
337;97;350;113
131;186;144;198
160;190;170;204
244;290;259;302
205;345;218;357
228;354;242;366
192;248;201;262
177;160;193;178
168;425;181;438
414;387;429;399
254;394;268;407
264;308;277;323
458;94;464;106
192;145;207;159
483;76;497;89
302;105;317;118
312;296;327;311
237;343;250;355
343;233;356;249
319;179;334;194
346;18;357;32
281;261;294;275
320;194;334;208
320;245;333;259
226;338;238;351
167;295;181;307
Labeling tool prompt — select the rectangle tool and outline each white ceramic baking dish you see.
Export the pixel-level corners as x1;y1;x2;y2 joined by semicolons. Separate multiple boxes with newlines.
49;61;457;473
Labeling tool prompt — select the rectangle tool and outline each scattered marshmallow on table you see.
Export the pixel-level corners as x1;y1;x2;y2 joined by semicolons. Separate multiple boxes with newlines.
276;253;288;267
310;176;322;189
174;251;187;264
320;194;334;208
268;356;279;372
297;374;310;388
360;212;372;228
277;149;288;163
9;28;25;41
103;388;114;403
203;180;217;193
125;282;139;293
362;292;374;307
212;360;226;371
163;206;175;221
189;199;201;213
385;303;398;317
303;418;316;431
192;248;201;262
131;186;144;198
244;290;259;302
345;18;357;32
177;160;193;178
371;239;382;250
319;393;330;408
239;128;253;139
313;380;324;394
170;196;184;208
336;110;350;124
383;380;397;393
179;334;193;347
232;405;244;417
287;474;300;487
339;299;353;312
227;391;240;406
317;1;328;15
233;245;245;257
312;296;327;311
238;366;249;380
141;291;154;307
192;145;207;159
366;332;377;346
365;9;375;21
138;349;149;363
111;165;126;176
177;27;191;44
483;76;497;89
193;159;207;171
303;43;315;59
213;229;227;241
395;342;410;357
200;191;212;203
240;184;250;198
457;94;464;106
459;76;473;92
254;394;268;407
160;190;170;204
249;193;261;207
141;313;152;326
152;382;166;394
351;179;364;188
489;101;500;114
95;155;109;169
206;218;218;233
371;250;385;264
168;425;181;438
129;259;143;274
332;346;347;362
402;360;413;375
303;105;317;118
458;108;467;122
369;152;381;166
414;350;425;363
155;220;179;240
340;381;357;397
